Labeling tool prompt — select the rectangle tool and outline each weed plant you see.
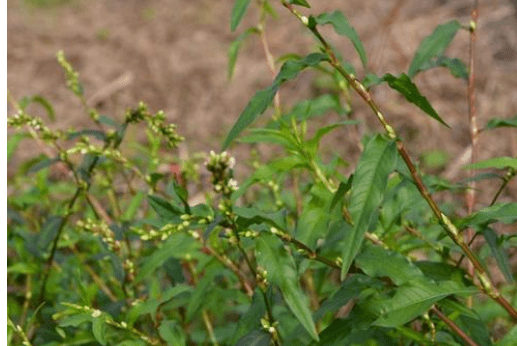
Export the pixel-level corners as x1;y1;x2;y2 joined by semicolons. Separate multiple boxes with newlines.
7;1;517;345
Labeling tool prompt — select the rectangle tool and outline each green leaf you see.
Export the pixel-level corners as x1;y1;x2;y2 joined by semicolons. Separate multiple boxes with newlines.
236;330;272;346
483;228;513;283
306;121;357;157
230;289;267;344
158;320;186;346
28;156;60;174
315;11;368;68
230;0;252;32
289;0;311;8
285;94;346;122
295;183;333;247
416;56;468;79
372;279;476;327
122;191;146;221
148;194;182;220
459;203;517;229
330;175;353;211
383;73;449;127
496;324;517;346
256;234;319;341
67;129;107;141
408;20;461;78
228;28;259;79
38;216;64;255
58;313;92;328
222;53;327;150
136;233;198;282
7;133;27;161
19;94;56;122
355;245;425;286
464;157;517;170
341;135;397;279
484;115;517;130
239;128;295;147
314;274;382;321
92;313;107;345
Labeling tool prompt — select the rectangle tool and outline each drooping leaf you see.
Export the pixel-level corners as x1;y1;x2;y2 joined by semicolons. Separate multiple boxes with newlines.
285;94;346;122
416;56;468;79
407;20;461;78
341;135;397;279
315;11;368;68
19;94;56;122
372;279;476;327
256;234;319;341
222;53;327;150
464;157;517;170
482;228;513;283
383;73;449;127
230;0;252;32
484;115;517;130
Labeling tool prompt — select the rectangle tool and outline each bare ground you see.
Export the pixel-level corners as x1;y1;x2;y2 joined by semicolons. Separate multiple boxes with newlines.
7;0;517;209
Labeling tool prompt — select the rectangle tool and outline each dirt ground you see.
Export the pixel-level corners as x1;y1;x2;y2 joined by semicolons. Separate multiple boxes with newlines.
7;0;517;206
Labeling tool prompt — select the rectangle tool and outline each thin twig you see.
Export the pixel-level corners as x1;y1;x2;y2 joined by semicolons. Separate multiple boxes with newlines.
431;306;480;346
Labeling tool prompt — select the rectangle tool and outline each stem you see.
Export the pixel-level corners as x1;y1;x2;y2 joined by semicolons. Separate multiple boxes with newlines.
431;306;480;346
281;1;517;322
465;0;480;307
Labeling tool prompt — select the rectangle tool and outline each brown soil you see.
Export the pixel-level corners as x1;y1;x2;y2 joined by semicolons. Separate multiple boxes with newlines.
7;0;517;207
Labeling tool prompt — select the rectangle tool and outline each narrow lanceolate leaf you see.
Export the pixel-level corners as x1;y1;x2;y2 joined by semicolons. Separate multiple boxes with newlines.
407;20;461;78
315;11;368;68
256;234;319;341
289;0;311;8
230;289;268;345
228;27;259;79
222;53;327;150
230;0;252;32
341;135;397;279
459;203;517;229
464;157;517;170
372;279;476;327
484;115;517;130
383;73;449;128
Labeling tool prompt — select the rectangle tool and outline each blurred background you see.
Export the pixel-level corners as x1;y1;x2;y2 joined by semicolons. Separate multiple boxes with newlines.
7;0;517;202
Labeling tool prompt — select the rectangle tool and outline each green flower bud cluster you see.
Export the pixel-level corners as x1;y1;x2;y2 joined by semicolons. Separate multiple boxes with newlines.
125;102;184;149
76;218;121;252
205;151;239;197
8;111;63;143
66;137;127;165
56;50;83;97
